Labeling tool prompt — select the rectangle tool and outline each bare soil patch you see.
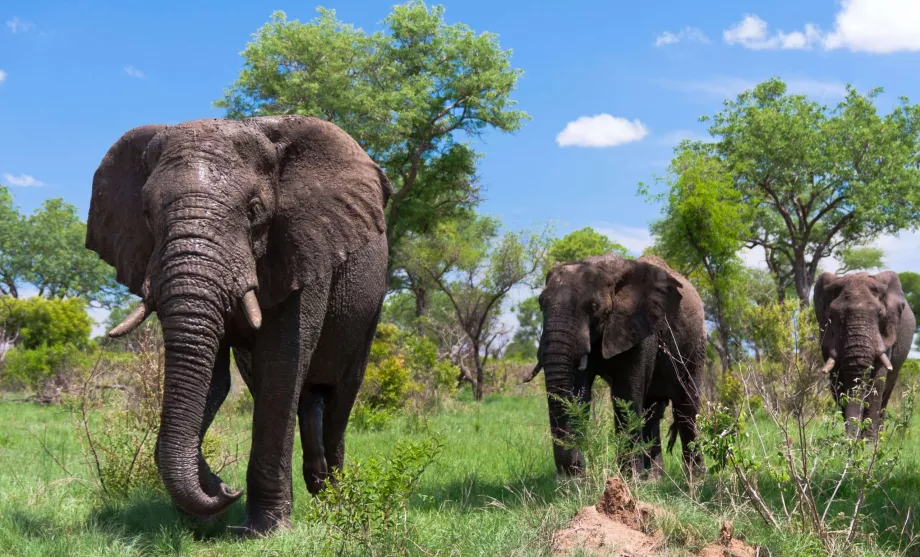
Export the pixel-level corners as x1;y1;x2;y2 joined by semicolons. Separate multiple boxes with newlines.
552;478;762;556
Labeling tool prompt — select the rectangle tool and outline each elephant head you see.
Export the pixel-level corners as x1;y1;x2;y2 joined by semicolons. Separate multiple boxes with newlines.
533;253;682;474
813;271;909;433
86;116;391;516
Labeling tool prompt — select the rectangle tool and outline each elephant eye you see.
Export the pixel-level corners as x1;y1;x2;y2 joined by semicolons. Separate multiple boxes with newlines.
143;209;152;230
248;198;265;224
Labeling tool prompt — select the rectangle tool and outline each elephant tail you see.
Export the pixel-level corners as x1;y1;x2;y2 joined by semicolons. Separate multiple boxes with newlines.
666;419;679;454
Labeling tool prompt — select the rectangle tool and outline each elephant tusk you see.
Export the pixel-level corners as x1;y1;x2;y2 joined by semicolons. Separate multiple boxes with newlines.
578;355;588;371
879;352;893;371
107;301;152;338
242;290;262;330
523;362;543;383
821;357;836;374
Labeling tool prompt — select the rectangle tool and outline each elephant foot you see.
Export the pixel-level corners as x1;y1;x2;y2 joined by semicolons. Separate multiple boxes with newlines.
230;510;292;538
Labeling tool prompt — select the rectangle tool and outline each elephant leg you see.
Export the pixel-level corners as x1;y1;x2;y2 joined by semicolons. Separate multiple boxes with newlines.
611;392;644;477
301;232;388;492
232;346;254;393
298;385;330;494
673;394;703;477
242;281;332;536
641;399;667;478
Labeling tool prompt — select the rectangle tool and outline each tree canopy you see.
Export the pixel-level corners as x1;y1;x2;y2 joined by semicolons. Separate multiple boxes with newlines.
836;246;885;275
697;78;920;302
400;214;550;399
216;1;528;284
0;186;124;307
644;148;749;373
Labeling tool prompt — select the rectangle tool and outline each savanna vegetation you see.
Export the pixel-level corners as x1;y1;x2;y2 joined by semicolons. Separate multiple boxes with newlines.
3;1;920;555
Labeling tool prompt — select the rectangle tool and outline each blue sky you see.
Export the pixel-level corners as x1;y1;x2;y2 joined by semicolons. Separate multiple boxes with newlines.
4;0;920;332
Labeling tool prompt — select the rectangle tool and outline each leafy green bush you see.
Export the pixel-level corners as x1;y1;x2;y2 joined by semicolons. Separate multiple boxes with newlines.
0;296;93;350
309;434;444;554
2;343;89;391
352;324;457;430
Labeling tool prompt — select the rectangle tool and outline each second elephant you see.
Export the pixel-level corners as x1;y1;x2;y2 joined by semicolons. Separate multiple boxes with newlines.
530;253;706;476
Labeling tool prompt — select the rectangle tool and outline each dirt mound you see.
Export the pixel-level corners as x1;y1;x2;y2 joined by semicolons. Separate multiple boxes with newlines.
552;478;761;556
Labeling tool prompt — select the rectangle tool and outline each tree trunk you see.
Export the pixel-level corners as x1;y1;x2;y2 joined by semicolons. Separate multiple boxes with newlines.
473;354;485;401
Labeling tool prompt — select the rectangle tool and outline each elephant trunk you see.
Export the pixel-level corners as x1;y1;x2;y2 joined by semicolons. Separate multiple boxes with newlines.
154;255;242;516
837;319;887;437
541;321;589;475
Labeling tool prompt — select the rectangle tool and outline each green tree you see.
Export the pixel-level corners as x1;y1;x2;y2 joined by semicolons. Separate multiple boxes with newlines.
0;296;92;350
216;2;528;296
643;148;748;374
0;185;29;298
836;246;885;275
545;226;627;274
503;296;541;360
26;199;125;306
401;214;550;400
700;78;920;303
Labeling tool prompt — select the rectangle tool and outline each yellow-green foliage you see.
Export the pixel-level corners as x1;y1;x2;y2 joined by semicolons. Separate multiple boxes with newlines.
353;324;458;429
0;296;93;350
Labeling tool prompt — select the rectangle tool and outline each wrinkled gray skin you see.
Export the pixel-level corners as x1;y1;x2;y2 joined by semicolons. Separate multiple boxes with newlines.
814;271;916;439
85;116;392;536
533;253;706;477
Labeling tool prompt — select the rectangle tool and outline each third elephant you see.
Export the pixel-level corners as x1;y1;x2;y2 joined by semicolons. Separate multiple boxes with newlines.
530;253;707;477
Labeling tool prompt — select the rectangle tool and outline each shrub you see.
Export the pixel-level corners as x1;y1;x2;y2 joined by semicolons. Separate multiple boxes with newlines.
309;433;444;554
0;296;93;350
352;324;457;430
2;343;89;391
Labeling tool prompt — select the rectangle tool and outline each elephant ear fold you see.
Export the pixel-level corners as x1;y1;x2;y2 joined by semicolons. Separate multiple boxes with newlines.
813;272;839;333
86;125;166;297
248;115;391;309
601;260;683;359
876;271;908;347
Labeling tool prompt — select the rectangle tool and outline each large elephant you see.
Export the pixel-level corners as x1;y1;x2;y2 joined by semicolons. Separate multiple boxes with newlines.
85;115;392;535
813;271;916;438
528;253;706;476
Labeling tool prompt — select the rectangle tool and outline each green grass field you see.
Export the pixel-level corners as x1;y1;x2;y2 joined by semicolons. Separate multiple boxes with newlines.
1;385;919;556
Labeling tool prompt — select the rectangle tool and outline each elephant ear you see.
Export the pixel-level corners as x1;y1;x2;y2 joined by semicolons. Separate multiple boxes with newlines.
85;125;167;297
248;115;392;308
875;271;908;347
600;259;683;359
813;272;839;334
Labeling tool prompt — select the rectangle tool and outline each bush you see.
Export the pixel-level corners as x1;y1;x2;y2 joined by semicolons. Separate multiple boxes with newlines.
309;433;444;554
2;343;89;391
0;296;93;350
352;324;457;430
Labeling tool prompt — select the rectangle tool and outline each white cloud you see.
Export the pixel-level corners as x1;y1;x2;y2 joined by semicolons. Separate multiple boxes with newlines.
0;69;6;84
825;0;920;53
723;14;822;50
655;27;709;47
657;76;847;101
124;65;145;78
6;17;33;34
725;3;920;55
593;224;654;255
3;173;45;187
556;114;649;148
